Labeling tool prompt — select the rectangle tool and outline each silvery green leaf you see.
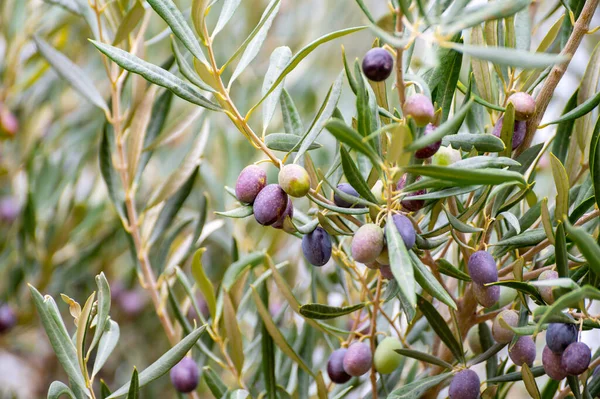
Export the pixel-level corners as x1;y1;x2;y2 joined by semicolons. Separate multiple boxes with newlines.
262;47;292;134
47;381;76;399
92;320;120;378
280;89;304;135
441;0;530;35
147;0;207;62
265;133;321;152
368;24;409;48
91;41;221;111
88;273;111;356
171;38;216;92
386;215;416;311
113;1;145;45
106;326;206;398
212;0;242;37
448;43;569;69
293;70;344;162
34;36;108;112
442;133;505;152
229;0;281;85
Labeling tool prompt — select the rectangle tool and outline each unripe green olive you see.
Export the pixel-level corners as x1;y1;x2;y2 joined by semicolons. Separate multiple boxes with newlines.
278;164;310;197
374;337;403;374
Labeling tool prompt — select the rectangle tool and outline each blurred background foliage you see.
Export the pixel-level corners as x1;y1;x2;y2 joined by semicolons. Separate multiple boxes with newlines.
0;0;599;397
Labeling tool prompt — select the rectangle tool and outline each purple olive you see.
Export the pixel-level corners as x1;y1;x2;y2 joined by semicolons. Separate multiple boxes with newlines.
414;124;441;159
0;196;19;224
492;115;526;150
351;224;384;264
327;348;352;384
343;342;372;377
537;270;559;304
170;357;199;393
118;290;148;317
334;183;364;208
562;342;591;376
546;323;578;354
468;251;498;285
404;94;434;127
509;336;536;367
253;184;288;226
543;345;567;380
272;197;294;232
380;265;394;280
362;48;394;82
0;104;18;137
397;174;425;212
492;309;518;344
507;92;536;121
278;164;310;198
302;227;332;266
472;283;500;308
0;305;17;334
449;369;480;399
235;165;267;204
392;213;416;249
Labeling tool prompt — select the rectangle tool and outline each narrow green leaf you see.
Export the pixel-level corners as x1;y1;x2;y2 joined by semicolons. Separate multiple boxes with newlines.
448;43;569;69
417;295;463;362
47;381;76;399
107;326;206;398
387;215;416;311
541;198;554;244
388;373;452;399
203;366;228;397
550;153;569;221
437;259;471;281
409;251;457;309
280;89;304;135
212;0;242;37
522;363;542;399
215;205;253;218
298;303;365;320
191;248;216;319
262;47;292;134
307;193;369;215
340;146;378;203
34;36;108;112
394;348;453;369
564;220;600;275
92;320;120;378
443;207;483;233
171;38;215;92
126;369;139;399
441;0;530;35
401;165;525;186
368;25;408;48
546;90;600;128
147;0;207;62
590;116;600;210
222;251;266;291
487;366;545;383
91;41;220;111
265;133;321;152
325;119;381;168
127;86;158;181
223;292;244;374
76;293;95;377
442;133;505;152
434;44;462;123
257;284;276;399
486;280;544;303
88;273;111;357
113;1;145;45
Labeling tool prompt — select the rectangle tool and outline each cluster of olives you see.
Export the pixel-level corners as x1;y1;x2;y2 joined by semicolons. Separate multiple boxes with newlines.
543;323;591;380
492;92;536;150
0;304;16;334
170;357;199;393
327;337;403;383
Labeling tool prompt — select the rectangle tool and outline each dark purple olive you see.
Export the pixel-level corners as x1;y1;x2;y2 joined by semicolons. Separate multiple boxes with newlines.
546;323;578;354
327;348;352;384
468;251;498;285
351;224;384;264
509;336;536;367
449;369;480;399
414;124;441;159
170;357;199;393
253;184;288;226
0;305;17;333
392;213;416;249
302;227;332;266
397;174;425;212
543;345;567;380
235;165;267;204
343;342;372;377
380;265;394;280
472;283;500;308
334;183;364;208
272;197;294;232
404;94;434;127
362;48;394;82
507;92;536;121
492;115;526;150
562;342;591;376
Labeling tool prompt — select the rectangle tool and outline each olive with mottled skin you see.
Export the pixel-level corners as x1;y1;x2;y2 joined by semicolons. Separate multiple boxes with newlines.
302;227;332;266
468;251;498;285
351;224;384;264
397;174;425;212
537;270;559;304
272;197;294;232
449;369;480;399
235;165;267;204
392;213;416;249
492;115;526;150
327;348;352;384
374;337;403;374
334;183;364;208
404;94;434;127
170;357;199;393
343;342;372;377
0;305;17;334
253;184;288;226
562;342;591;376
278;164;310;198
472;283;499;308
543;345;567;380
507;92;536;121
546;323;578;354
415;124;441;159
362;48;394;82
509;336;536;367
492;309;518;344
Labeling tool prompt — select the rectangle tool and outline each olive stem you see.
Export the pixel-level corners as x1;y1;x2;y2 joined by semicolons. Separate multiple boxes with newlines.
368;275;383;399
